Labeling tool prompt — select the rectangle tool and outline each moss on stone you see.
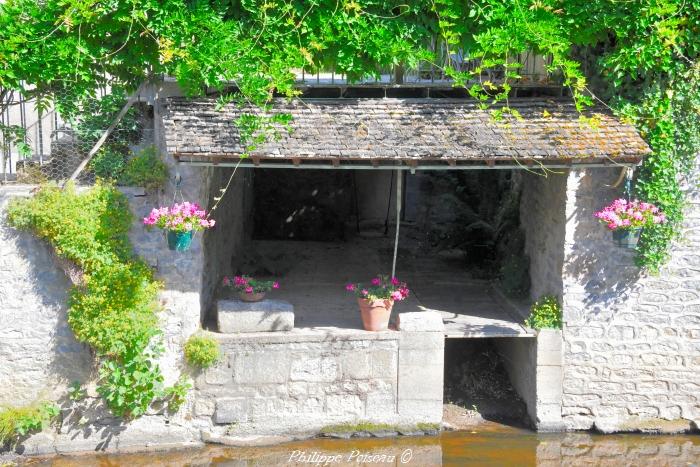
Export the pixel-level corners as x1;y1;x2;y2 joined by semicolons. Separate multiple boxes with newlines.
320;421;396;434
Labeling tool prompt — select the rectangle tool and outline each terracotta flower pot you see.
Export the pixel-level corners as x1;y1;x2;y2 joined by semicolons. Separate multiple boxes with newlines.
239;292;266;302
357;298;394;331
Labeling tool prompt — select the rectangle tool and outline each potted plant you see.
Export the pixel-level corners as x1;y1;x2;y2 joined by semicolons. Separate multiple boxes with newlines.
345;276;409;331
143;202;215;251
594;199;666;249
223;275;280;302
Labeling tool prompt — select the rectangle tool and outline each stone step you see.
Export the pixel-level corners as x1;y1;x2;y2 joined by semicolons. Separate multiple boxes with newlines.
217;299;294;333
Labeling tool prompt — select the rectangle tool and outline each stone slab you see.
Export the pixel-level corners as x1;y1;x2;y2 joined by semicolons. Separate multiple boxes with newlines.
217;299;294;333
397;311;444;332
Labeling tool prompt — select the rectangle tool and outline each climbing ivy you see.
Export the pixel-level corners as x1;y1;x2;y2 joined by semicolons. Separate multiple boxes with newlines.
1;0;698;269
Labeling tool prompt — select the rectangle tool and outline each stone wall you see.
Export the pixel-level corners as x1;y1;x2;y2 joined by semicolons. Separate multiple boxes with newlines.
0;186;93;407
496;330;563;431
520;170;567;300
560;163;700;432
201;166;253;323
194;312;444;440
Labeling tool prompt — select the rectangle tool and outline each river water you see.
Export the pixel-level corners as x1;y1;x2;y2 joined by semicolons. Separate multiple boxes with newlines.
24;424;700;466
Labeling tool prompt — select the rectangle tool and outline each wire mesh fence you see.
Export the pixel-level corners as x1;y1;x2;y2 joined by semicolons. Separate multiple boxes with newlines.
0;87;153;185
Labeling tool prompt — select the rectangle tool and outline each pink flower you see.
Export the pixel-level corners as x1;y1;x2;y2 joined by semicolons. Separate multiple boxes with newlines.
199;219;210;227
208;219;216;227
361;289;369;297
371;277;381;286
223;276;230;286
391;277;400;286
345;283;356;291
391;291;403;301
399;287;410;299
245;286;254;294
273;281;280;289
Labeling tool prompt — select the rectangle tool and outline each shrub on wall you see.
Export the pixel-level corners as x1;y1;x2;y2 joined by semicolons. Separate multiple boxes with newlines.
5;183;175;418
119;145;169;191
184;335;220;369
524;295;562;330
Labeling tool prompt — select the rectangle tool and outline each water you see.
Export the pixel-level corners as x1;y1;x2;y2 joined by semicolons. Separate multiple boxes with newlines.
24;425;700;466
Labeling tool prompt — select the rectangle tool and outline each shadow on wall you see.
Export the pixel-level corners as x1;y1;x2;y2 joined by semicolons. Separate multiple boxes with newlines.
563;170;641;318
1;224;93;406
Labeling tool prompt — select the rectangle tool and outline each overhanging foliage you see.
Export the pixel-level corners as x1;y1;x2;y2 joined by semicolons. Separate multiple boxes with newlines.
1;0;698;267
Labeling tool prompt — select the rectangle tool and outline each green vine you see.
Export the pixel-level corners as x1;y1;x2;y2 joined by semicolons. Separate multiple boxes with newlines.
6;183;181;417
1;0;699;270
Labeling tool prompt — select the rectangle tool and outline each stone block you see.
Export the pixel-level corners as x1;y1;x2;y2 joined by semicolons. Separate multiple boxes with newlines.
217;299;294;333
232;351;290;384
340;352;371;379
369;350;398;377
194;398;215;417
326;394;363;416
214;397;249;424
537;329;562;352
290;357;339;382
397;399;443;423
365;391;396;416
399;332;444;351
398;363;443;400
397;311;444;332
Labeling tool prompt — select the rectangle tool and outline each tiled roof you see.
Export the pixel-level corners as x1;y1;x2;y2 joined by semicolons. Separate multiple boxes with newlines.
162;97;650;166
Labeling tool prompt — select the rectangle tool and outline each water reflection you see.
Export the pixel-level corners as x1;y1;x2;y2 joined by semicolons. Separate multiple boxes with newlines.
26;427;700;466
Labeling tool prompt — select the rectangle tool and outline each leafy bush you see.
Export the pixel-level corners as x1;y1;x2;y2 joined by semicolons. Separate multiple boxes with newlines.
119;146;169;190
7;183;163;418
524;295;562;330
0;402;60;445
184;335;220;369
162;377;192;413
68;91;140;146
89;145;127;180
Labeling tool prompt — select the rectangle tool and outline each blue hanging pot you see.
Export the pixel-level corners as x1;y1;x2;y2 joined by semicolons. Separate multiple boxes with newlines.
167;230;194;251
612;228;642;249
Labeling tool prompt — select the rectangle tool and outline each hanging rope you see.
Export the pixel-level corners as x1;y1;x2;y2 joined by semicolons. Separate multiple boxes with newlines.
624;167;633;200
172;171;184;204
391;168;402;278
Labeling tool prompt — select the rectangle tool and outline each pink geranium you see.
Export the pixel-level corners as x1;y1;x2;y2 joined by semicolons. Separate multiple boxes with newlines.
594;199;666;231
223;275;279;294
345;275;410;302
143;201;215;233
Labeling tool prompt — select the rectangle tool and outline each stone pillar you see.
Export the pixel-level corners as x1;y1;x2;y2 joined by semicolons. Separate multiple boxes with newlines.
396;311;445;424
535;329;564;431
496;330;563;431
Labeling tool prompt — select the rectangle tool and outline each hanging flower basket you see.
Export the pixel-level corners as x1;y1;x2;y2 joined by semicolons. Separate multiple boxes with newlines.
594;199;666;250
346;276;409;331
611;228;642;249
223;275;279;302
167;230;194;251
143;202;215;252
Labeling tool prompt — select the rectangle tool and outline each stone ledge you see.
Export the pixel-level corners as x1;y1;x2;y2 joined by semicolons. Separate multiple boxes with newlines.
214;328;399;344
217;299;294;333
397;311;445;332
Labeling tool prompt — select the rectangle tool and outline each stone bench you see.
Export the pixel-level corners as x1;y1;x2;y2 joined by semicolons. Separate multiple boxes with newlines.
217;299;295;333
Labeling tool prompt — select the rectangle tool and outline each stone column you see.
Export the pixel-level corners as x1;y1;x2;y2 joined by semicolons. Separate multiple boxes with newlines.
396;311;445;424
535;329;564;431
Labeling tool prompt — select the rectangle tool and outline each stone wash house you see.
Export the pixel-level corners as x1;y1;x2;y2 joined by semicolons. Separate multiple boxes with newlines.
0;81;698;453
